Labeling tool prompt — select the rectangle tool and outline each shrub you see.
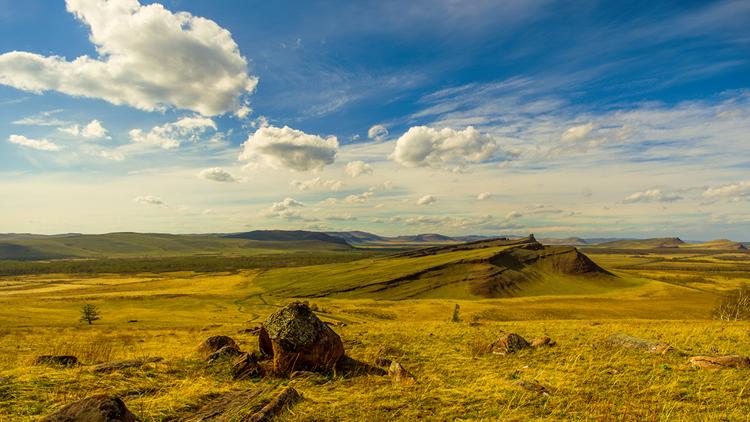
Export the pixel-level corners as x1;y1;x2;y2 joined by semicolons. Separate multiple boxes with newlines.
713;284;750;321
451;304;461;323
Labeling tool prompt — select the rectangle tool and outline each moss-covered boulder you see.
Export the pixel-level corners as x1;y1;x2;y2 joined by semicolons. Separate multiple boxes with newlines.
259;301;344;374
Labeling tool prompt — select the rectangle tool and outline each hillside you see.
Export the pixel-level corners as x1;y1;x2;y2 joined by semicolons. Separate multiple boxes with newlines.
255;235;625;300
0;232;352;260
539;237;588;246
596;237;686;249
681;239;747;250
225;230;350;247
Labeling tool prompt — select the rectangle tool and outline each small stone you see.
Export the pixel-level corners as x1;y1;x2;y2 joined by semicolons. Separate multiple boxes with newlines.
388;361;416;384
34;355;78;367
491;333;530;355
197;336;238;357
39;394;136;422
206;345;243;363
689;355;750;370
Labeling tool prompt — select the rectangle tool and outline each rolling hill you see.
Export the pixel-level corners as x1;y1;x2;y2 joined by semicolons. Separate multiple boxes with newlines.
596;237;686;249
0;232;352;260
254;235;628;300
681;239;747;250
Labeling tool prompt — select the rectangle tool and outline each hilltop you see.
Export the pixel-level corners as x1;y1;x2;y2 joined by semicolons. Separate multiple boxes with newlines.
255;235;622;300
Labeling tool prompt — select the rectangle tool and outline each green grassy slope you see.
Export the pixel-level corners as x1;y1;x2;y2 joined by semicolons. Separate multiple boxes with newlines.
0;232;353;260
255;237;633;300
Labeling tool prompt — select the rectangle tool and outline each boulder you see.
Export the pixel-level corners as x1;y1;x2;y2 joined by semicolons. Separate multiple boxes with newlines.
91;357;163;373
206;345;243;363
197;336;237;357
689;355;750;370
259;302;344;374
231;353;265;380
491;333;531;355
531;336;556;348
34;355;78;367
39;394;136;422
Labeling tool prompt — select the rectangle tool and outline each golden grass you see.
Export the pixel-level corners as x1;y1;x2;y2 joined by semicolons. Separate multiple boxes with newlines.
1;249;749;420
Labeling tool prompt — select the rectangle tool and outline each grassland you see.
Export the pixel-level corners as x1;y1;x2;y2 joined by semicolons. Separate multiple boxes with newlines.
1;243;750;420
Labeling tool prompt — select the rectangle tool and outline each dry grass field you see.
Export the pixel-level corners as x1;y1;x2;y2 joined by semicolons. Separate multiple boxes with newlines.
1;246;750;420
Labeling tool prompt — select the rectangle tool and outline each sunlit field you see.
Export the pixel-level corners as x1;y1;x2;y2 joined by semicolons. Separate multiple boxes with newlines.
2;247;749;420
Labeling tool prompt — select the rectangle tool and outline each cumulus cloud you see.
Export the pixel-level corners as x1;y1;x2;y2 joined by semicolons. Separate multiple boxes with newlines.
198;167;237;183
58;119;109;139
134;195;166;206
290;177;344;191
7;134;61;151
391;126;512;169
0;0;257;116
477;192;491;201
623;189;683;203
344;191;374;204
416;194;437;205
561;123;594;143
265;197;305;219
129;115;216;149
345;160;373;178
240;125;338;171
703;181;750;202
367;124;388;140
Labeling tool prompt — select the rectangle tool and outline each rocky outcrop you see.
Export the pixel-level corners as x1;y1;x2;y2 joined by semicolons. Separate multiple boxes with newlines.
259;302;344;374
39;394;136;422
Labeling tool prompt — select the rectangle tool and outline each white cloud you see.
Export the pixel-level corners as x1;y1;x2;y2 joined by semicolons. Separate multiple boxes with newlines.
367;124;388;140
58;119;109;139
561;123;594;143
198;167;237;183
344;191;374;204
505;211;522;220
134;195;166;206
12;110;67;126
240;125;338;171
82;146;124;161
7;134;61;151
345;160;373;178
416;194;437;205
623;189;683;203
477;192;491;200
325;213;356;221
234;105;252;119
291;177;344;192
391;126;512;169
703;181;750;201
0;0;257;116
129;115;216;150
265;197;305;219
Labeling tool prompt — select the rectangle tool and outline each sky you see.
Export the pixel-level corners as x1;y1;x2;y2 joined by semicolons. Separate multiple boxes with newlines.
0;0;749;239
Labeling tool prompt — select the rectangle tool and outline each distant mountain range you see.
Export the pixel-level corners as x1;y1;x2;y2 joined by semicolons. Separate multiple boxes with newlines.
0;230;746;260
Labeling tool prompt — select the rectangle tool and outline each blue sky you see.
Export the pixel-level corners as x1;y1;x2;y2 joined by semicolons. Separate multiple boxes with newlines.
0;0;749;239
